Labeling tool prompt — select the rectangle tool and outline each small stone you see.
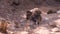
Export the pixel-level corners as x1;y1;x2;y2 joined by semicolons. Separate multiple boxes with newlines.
51;27;60;32
20;31;28;34
33;27;50;34
57;10;60;13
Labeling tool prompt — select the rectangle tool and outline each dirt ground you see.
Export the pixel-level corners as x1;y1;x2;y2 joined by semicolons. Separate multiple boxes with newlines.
0;0;60;34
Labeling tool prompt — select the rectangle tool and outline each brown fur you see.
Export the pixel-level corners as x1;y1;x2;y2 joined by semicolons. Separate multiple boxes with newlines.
26;9;42;25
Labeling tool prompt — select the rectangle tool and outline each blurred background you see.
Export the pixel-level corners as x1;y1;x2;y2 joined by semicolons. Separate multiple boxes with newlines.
0;0;60;34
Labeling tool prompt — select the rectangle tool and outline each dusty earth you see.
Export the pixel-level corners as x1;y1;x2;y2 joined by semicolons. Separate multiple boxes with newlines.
0;0;60;34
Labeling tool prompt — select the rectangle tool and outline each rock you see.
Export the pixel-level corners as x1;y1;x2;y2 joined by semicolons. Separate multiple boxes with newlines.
0;32;4;34
51;27;60;32
30;8;39;12
54;19;60;27
14;31;28;34
55;32;60;34
7;30;14;34
47;10;56;14
20;31;28;34
33;27;50;34
57;10;60;13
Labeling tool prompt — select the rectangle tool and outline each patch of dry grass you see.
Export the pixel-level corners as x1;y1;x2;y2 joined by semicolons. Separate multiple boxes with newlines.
0;20;8;33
